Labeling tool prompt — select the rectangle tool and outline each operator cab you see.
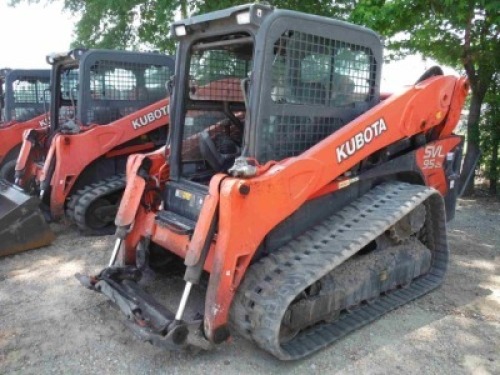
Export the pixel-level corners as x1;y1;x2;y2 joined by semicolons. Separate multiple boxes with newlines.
169;4;381;184
0;68;51;124
161;4;381;226
46;49;174;133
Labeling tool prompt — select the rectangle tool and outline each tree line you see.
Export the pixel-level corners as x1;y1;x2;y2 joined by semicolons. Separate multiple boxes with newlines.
10;0;499;194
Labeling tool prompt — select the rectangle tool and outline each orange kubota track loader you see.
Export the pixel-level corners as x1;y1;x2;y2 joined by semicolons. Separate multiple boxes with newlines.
0;49;174;256
78;4;478;360
0;68;51;181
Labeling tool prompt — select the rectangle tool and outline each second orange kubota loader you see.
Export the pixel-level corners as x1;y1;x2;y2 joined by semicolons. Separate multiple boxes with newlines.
0;49;175;256
0;68;51;180
79;4;480;360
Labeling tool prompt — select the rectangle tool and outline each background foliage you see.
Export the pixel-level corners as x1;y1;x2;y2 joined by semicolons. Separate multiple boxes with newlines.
9;0;500;194
351;0;499;194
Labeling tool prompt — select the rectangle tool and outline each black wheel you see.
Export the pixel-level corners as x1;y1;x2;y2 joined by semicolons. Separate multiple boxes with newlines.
72;175;125;236
84;197;115;233
278;319;300;344
0;159;17;183
278;281;322;344
148;243;185;272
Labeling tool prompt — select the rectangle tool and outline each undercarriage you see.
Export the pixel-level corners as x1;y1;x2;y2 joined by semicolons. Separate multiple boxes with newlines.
78;181;448;359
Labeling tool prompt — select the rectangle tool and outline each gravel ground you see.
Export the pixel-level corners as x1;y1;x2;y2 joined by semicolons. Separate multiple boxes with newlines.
0;197;498;374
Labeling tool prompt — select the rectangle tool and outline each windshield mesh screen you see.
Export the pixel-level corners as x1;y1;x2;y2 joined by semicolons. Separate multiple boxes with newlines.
9;77;50;122
85;60;171;125
271;31;374;106
258;30;376;162
188;47;250;103
183;35;251;140
179;35;252;179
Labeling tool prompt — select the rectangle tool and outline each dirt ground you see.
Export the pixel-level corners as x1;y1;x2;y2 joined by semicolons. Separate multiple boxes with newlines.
0;197;499;374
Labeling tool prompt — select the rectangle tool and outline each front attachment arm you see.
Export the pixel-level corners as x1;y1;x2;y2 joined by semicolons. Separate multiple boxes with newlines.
76;266;213;351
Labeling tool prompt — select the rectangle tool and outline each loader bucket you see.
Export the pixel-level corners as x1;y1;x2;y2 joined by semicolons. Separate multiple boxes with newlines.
0;179;55;257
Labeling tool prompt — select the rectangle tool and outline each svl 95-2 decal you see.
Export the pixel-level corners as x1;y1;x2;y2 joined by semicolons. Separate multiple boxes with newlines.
422;144;445;169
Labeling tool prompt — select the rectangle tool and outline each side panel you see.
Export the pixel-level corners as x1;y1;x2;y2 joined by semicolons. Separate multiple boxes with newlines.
416;137;462;195
416;136;463;220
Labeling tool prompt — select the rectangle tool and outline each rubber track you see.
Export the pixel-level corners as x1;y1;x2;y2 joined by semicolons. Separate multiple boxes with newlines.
230;182;448;360
72;174;125;235
66;181;104;222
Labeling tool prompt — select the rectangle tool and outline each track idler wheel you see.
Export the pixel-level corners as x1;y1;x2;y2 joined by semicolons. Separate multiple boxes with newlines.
231;182;448;360
388;203;426;243
85;198;116;230
71;175;125;235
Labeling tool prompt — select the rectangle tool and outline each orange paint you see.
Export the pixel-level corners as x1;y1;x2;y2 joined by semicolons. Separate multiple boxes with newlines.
116;75;468;342
15;98;170;219
0;114;48;165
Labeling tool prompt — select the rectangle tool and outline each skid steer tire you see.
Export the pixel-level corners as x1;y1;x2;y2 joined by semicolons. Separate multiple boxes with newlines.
72;175;125;235
0;159;17;183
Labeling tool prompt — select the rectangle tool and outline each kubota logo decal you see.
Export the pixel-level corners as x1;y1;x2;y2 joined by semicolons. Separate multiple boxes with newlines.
336;118;388;163
132;106;168;130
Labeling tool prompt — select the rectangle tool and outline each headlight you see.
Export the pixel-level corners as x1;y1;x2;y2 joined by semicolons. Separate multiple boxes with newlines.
174;25;187;36
46;54;56;64
69;49;84;60
236;11;251;24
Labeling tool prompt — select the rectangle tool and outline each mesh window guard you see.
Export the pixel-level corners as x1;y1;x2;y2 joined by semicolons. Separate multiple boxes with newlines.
183;37;251;140
85;61;171;125
260;115;344;161
11;78;50;122
271;31;374;106
189;48;250;103
260;30;377;162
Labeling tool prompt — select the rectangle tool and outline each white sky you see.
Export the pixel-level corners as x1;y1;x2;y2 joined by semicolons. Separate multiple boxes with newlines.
0;2;458;92
0;2;76;69
381;54;458;92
